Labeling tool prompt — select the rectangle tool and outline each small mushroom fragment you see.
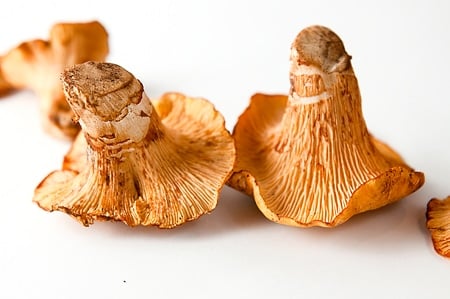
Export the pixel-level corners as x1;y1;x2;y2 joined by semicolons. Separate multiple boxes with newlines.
0;57;15;96
426;196;450;257
0;21;109;139
228;25;425;227
33;61;235;228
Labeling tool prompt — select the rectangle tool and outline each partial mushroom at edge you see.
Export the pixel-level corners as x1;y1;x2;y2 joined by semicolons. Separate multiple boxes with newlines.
33;61;235;228
0;21;109;139
227;25;425;227
426;196;450;258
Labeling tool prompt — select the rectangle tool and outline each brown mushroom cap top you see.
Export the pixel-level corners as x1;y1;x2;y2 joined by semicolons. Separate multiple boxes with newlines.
33;62;235;228
228;25;424;227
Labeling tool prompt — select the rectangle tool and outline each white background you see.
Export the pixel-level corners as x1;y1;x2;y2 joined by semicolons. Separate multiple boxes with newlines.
0;1;449;298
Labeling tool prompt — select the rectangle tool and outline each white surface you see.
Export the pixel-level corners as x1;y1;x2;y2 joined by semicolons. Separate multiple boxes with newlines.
1;1;449;298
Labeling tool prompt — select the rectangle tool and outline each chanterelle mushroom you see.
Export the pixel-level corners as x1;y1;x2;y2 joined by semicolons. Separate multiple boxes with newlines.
0;21;109;139
227;25;425;227
33;61;235;228
426;196;450;257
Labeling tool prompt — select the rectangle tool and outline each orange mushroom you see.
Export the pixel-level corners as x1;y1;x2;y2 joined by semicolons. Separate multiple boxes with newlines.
0;21;109;139
228;25;425;227
426;196;450;257
33;61;235;228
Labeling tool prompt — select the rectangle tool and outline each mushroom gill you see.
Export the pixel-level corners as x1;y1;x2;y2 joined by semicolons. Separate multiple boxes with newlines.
33;61;235;228
228;25;424;227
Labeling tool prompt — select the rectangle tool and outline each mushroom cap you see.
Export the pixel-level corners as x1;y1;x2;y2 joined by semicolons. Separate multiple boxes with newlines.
228;25;424;227
0;21;109;139
34;62;235;228
426;196;450;258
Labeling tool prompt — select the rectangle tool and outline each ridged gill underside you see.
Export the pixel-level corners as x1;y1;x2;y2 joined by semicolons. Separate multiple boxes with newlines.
232;73;424;226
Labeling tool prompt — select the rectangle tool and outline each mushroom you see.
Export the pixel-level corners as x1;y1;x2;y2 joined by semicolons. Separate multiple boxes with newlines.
426;196;450;257
0;21;109;139
33;61;235;228
227;25;425;227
